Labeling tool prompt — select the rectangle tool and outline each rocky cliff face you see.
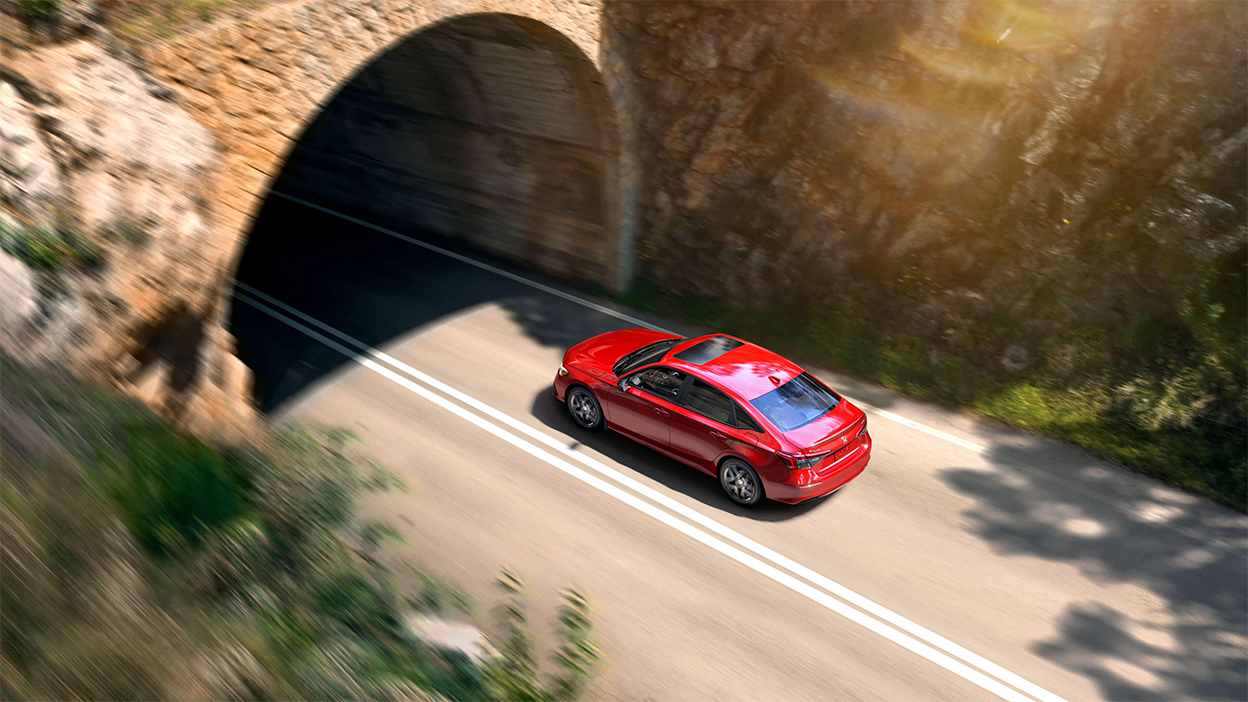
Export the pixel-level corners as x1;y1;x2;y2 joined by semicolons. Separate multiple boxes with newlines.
1;21;251;431
611;0;1245;369
1;0;1243;458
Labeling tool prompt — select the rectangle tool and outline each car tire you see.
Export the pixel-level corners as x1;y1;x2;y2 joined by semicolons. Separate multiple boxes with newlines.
566;387;604;431
719;458;764;507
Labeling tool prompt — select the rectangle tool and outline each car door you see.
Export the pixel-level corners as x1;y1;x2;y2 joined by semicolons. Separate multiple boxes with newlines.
607;366;688;451
668;378;759;473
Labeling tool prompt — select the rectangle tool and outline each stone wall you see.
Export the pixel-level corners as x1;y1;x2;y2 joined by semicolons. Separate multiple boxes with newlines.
609;0;1246;368
137;0;637;290
269;13;622;284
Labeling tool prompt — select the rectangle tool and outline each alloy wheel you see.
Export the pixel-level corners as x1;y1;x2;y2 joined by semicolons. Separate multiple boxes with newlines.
569;389;599;428
721;461;759;504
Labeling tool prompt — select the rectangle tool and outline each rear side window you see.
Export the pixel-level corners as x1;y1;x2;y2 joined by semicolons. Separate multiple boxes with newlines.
749;373;840;432
683;379;733;425
630;367;687;400
734;405;763;433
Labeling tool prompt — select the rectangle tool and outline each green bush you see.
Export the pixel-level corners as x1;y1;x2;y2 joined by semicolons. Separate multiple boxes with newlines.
1;356;603;700
0;220;103;271
6;0;58;21
619;279;1248;512
101;425;254;554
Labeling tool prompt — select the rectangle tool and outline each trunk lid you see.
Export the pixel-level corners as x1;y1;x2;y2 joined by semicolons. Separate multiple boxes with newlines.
784;400;865;453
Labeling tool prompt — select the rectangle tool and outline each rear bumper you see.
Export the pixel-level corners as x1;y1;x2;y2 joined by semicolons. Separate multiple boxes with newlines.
765;443;871;504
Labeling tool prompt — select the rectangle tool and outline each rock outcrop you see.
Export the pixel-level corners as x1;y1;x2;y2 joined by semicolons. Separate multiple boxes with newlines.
1;27;251;432
610;0;1246;365
0;81;61;228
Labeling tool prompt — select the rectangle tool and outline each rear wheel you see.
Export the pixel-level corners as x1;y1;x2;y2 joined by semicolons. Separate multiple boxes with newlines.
566;387;604;431
719;458;764;506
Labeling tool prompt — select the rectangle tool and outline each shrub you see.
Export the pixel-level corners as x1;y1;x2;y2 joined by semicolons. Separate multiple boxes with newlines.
100;424;254;554
1;355;604;699
6;0;59;21
0;220;103;271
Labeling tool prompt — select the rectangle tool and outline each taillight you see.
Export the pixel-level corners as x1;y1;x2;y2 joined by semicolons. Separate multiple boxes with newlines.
857;418;868;437
795;455;823;470
778;450;829;471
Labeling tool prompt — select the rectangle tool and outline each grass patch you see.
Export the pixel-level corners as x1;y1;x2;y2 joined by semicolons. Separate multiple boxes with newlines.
0;220;103;272
617;279;1247;512
105;0;270;46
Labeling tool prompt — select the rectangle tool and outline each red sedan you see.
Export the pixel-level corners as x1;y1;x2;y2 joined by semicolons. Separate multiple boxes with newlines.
554;330;871;506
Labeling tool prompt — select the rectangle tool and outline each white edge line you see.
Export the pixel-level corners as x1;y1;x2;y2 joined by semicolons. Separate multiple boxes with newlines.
270;192;668;333
269;191;983;458
264;193;1245;553
856;403;987;454
235;286;1067;702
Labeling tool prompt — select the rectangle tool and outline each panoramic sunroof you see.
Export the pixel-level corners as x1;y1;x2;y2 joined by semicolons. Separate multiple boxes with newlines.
673;336;745;365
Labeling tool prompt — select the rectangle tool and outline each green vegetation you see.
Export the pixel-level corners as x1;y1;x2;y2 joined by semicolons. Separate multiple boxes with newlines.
5;0;59;21
1;356;601;700
101;216;154;249
103;0;269;46
617;273;1247;512
0;219;103;272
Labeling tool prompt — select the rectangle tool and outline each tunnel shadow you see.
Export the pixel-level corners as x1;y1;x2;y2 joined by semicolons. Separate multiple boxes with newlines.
529;386;834;521
231;195;644;410
939;436;1247;701
230;11;629;411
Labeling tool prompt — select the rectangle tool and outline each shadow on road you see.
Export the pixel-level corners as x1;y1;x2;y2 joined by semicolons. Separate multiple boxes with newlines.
941;438;1247;702
529;387;832;522
232;197;1246;702
231;196;650;410
232;197;829;520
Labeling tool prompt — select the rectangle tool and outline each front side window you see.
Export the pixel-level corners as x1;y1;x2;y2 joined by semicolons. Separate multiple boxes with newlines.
614;338;684;377
749;373;840;432
629;367;687;400
683;379;734;425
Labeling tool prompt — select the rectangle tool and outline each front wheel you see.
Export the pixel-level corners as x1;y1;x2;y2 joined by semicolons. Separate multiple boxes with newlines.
719;458;764;506
566;387;604;431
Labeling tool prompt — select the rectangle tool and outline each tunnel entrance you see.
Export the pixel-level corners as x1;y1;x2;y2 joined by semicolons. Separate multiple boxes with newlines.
242;13;623;286
230;13;628;410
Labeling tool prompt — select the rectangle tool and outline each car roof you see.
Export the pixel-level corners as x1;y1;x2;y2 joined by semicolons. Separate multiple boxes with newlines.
663;334;804;402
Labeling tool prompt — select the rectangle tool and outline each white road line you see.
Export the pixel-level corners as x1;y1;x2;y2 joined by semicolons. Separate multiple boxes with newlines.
234;287;1068;702
863;405;987;454
270;191;984;455
270;192;665;332
265;194;1246;554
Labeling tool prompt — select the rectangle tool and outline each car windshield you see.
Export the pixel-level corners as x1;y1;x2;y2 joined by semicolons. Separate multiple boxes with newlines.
613;338;684;377
749;373;840;432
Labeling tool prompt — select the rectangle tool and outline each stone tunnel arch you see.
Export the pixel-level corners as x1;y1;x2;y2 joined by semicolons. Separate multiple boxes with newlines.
234;11;634;291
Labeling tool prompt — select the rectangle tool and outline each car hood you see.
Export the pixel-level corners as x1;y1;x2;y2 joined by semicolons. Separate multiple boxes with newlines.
781;399;866;453
565;328;681;380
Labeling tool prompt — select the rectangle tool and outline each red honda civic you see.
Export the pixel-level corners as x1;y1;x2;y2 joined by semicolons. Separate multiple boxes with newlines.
553;330;871;506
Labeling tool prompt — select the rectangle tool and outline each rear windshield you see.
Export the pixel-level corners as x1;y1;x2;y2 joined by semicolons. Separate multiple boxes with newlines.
613;338;684;377
749;373;840;432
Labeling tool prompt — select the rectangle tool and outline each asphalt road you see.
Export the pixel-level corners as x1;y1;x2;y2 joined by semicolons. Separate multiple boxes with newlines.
230;195;1248;702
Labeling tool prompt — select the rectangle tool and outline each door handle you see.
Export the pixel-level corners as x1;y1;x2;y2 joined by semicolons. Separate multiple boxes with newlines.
654;407;670;416
709;430;728;440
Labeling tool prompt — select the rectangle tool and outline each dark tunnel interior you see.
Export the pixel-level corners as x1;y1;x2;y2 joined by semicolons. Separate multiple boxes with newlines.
230;14;623;411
